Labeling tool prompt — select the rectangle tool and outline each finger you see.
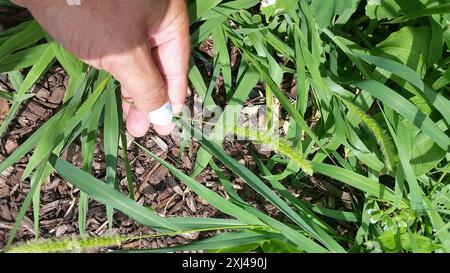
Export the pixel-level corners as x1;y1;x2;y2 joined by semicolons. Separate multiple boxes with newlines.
105;41;173;128
124;85;173;137
121;86;152;138
120;86;150;137
126;107;151;138
149;3;190;116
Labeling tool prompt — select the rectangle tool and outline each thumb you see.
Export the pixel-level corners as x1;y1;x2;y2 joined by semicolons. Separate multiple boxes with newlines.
105;42;173;127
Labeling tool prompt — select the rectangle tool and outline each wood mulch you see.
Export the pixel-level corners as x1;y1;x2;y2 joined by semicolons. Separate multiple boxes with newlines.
0;65;257;252
0;53;354;253
0;7;355;252
0;68;211;251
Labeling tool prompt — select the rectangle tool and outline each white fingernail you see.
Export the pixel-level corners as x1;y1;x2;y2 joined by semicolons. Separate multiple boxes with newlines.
148;102;173;126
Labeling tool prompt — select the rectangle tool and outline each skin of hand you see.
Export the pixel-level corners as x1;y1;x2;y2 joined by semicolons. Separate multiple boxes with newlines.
11;0;190;137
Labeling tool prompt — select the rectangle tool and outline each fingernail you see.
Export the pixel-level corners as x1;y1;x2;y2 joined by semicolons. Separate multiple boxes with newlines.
148;102;173;126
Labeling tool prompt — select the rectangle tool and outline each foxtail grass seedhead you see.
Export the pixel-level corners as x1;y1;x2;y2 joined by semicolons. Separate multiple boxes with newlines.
6;224;265;253
230;126;314;176
340;98;397;171
6;235;129;253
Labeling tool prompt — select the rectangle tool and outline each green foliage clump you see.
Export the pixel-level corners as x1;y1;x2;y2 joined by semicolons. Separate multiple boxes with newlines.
1;0;449;253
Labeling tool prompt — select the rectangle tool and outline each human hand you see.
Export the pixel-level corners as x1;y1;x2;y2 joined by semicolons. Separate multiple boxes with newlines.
12;0;190;137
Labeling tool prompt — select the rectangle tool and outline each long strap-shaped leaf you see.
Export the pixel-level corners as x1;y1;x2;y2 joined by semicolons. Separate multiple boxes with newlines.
354;79;450;152
0;45;55;137
104;82;119;231
21;73;108;180
135;142;265;227
0;44;48;73
49;154;179;232
118;231;269;253
357;53;450;125
0;20;44;62
311;162;408;208
191;65;260;177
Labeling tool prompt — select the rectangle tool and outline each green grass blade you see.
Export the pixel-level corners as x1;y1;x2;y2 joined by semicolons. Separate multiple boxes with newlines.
0;44;48;73
135;142;265;226
6;162;48;247
20;73;108;180
0;20;31;45
382;109;424;213
212;26;232;97
389;3;450;23
188;0;222;23
0;45;55;137
357;53;450;125
0;20;44;62
49;155;179;232
423;197;450;252
104;82;120;231
79;97;105;235
191;65;260;177
119;231;268;253
311;162;406;207
47;37;84;79
117;105;136;201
